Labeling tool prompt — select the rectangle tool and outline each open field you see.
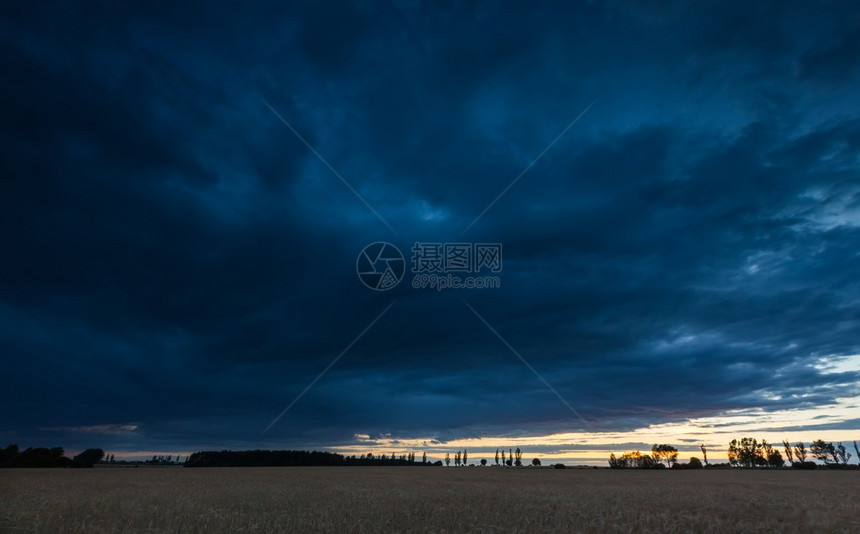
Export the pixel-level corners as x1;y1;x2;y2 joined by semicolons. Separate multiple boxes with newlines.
2;467;859;533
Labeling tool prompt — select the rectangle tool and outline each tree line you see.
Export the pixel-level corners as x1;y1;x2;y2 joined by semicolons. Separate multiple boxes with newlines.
2;444;539;469
184;449;437;467
609;439;860;469
441;448;538;467
186;449;539;468
142;454;186;465
728;438;856;468
0;444;104;468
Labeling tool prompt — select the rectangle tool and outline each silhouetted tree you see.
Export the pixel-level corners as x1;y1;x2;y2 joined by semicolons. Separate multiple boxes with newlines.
728;439;740;467
794;442;808;463
608;453;619;468
728;438;763;468
699;444;708;466
652;444;679;468
445;453;450;467
767;450;784;468
73;448;104;468
422;452;427;464
495;449;499;466
836;443;851;465
5;446;70;468
481;458;487;466
608;450;660;469
761;441;783;468
854;441;860;465
463;450;468;466
782;440;794;465
0;444;19;466
810;440;836;465
828;444;840;465
501;449;506;465
514;448;522;466
808;440;834;465
532;458;541;466
688;457;703;469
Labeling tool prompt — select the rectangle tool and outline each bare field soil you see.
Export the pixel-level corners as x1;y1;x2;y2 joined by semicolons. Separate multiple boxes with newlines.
1;466;859;533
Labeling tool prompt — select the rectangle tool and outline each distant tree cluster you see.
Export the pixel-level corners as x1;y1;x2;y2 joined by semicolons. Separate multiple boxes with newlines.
0;444;103;468
609;445;680;469
727;438;785;468
609;445;688;469
729;438;857;469
445;449;489;466
491;447;524;466
144;454;184;465
436;447;535;467
609;440;859;469
800;440;854;468
184;449;435;468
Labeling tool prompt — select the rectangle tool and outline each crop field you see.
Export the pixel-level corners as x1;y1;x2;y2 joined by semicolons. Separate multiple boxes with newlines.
1;466;859;533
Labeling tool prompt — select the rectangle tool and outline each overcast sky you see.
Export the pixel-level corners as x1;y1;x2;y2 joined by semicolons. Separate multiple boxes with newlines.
2;1;859;463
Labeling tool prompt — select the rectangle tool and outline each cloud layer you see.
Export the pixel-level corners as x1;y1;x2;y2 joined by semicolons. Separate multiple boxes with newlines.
1;1;859;455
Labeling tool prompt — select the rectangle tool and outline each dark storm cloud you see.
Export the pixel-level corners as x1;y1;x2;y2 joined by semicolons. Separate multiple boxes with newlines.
796;22;860;83
2;1;859;452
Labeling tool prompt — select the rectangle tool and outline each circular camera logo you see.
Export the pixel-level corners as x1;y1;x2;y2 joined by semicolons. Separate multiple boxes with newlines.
356;242;405;291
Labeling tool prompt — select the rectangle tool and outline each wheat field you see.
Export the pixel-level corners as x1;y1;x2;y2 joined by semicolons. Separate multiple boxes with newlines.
1;466;859;533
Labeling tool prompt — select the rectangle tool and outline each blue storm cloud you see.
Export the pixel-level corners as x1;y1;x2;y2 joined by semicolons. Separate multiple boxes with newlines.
1;0;858;452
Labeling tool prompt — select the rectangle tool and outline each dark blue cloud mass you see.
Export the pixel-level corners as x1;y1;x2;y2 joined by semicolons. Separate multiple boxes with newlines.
1;0;859;455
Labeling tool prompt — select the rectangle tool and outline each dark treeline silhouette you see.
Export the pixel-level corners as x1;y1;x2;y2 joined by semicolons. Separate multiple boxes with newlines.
728;438;857;469
609;439;860;469
609;446;675;469
492;447;524;466
0;444;104;468
144;455;185;465
184;449;438;467
609;444;690;469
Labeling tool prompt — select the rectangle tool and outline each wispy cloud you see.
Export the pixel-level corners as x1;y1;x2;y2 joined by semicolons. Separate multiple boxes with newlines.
40;424;139;435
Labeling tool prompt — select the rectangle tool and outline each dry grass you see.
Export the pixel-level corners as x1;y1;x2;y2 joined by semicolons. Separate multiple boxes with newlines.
1;466;859;533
